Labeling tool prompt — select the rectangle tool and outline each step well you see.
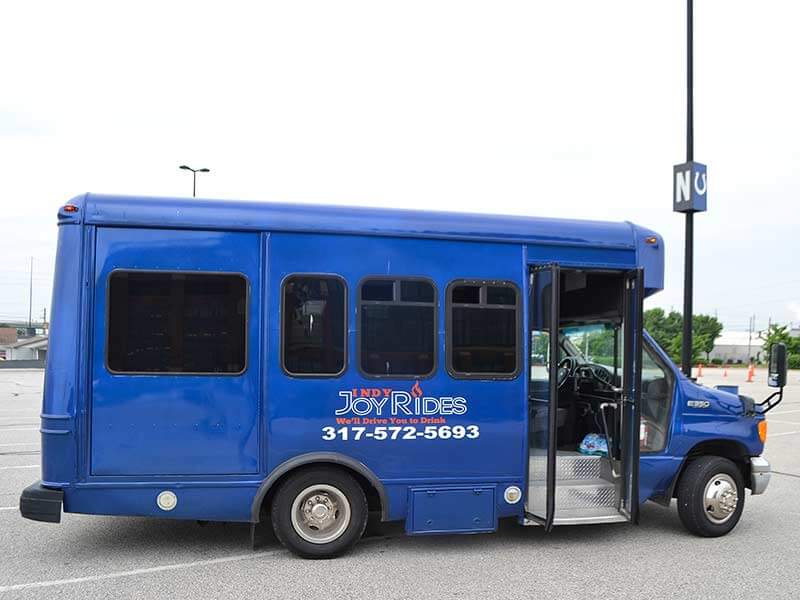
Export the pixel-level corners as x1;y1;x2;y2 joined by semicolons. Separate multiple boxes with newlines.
526;451;624;524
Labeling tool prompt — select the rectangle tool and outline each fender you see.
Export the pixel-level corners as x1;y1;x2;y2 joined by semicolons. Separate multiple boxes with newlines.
250;452;389;521
651;438;750;506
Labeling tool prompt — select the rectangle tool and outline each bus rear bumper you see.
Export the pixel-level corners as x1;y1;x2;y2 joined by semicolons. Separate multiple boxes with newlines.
20;481;63;523
750;457;771;495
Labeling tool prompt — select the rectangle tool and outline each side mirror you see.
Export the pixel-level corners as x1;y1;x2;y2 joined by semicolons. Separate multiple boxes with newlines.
768;343;788;388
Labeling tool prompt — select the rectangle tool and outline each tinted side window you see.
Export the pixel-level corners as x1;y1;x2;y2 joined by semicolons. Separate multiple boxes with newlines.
282;275;346;376
449;281;519;377
107;271;247;374
359;278;436;377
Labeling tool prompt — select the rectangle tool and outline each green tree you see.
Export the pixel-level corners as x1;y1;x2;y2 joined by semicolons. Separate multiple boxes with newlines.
693;314;724;361
643;308;723;365
644;308;682;358
760;324;792;361
666;331;709;365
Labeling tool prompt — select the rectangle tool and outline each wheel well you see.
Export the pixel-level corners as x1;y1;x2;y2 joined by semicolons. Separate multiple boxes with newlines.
256;462;383;521
671;439;751;498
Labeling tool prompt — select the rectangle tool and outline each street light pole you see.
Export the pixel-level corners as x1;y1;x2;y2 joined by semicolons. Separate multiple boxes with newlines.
28;256;33;328
179;165;211;197
672;0;706;378
682;0;694;378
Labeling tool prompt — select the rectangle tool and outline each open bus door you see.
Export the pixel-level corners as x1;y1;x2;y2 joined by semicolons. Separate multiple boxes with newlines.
526;264;560;531
527;265;642;528
620;268;644;522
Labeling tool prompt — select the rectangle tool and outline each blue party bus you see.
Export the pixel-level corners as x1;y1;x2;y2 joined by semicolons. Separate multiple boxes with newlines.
20;193;782;558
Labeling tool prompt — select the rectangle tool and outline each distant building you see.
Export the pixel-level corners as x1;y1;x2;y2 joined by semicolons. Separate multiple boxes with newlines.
5;335;48;361
0;328;17;345
708;331;763;364
0;327;19;359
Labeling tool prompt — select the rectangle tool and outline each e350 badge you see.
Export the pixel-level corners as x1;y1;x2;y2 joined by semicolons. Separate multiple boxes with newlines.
687;399;710;409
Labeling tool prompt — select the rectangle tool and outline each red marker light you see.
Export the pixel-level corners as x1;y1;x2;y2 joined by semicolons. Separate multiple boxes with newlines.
645;236;658;245
63;204;79;213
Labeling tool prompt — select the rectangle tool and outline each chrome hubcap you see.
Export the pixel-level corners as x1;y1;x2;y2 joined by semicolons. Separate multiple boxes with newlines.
703;473;739;524
290;484;351;544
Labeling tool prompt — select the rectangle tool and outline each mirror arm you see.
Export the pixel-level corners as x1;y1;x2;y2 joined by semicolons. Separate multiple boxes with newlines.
756;388;784;414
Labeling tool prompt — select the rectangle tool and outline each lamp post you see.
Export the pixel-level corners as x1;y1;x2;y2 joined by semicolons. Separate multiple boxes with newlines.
179;165;210;197
673;0;707;377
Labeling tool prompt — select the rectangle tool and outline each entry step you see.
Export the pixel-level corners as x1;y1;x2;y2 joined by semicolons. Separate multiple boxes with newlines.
528;451;613;482
527;479;618;513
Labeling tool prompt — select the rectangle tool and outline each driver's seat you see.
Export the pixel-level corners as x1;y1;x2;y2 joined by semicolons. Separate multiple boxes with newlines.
530;402;568;432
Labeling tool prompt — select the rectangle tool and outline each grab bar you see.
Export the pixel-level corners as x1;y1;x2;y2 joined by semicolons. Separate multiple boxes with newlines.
598;402;620;478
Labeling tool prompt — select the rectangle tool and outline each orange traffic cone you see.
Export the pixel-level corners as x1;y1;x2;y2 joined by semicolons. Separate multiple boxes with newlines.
746;362;755;383
697;363;703;377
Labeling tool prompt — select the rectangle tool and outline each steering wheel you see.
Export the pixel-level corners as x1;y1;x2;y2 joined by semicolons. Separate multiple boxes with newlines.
557;357;575;388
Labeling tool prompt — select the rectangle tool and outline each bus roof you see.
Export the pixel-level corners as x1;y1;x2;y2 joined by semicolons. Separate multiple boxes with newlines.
65;193;660;252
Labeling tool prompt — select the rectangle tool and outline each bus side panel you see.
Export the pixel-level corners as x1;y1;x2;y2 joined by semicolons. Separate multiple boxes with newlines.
90;227;262;476
41;222;84;487
266;232;527;523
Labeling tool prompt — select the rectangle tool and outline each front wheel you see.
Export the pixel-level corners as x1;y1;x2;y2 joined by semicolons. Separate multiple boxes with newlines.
271;467;368;558
677;456;745;537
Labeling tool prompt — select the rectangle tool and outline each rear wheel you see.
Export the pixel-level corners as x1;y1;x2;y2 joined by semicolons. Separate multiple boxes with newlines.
677;456;745;537
271;467;368;558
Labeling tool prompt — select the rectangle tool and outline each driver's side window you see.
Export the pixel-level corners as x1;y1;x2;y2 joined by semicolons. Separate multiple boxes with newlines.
640;345;673;452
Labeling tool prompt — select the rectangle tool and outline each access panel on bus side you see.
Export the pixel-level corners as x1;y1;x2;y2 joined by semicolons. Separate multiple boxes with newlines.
90;228;262;476
265;232;528;522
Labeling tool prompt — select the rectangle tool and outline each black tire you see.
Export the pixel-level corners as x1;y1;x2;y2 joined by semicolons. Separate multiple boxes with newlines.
676;456;745;537
271;467;368;559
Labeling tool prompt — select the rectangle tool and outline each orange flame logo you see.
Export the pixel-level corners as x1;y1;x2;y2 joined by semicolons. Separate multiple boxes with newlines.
410;380;423;398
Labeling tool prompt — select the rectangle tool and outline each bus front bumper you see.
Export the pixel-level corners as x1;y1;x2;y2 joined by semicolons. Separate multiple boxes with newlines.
750;457;771;495
19;481;63;523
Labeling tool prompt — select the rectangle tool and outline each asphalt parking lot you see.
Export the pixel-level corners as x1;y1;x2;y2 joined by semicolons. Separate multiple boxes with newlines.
1;368;798;599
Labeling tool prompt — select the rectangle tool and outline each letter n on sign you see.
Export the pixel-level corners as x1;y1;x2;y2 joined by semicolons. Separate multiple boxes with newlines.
673;161;707;213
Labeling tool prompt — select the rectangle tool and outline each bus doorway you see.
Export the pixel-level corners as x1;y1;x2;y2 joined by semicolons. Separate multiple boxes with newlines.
526;266;643;530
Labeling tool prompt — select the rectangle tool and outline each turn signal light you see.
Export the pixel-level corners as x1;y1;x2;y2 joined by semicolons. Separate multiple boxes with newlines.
63;204;79;213
645;236;658;245
758;420;767;443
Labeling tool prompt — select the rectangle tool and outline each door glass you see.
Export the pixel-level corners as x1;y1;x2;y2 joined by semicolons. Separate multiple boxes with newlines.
640;345;673;452
527;267;557;523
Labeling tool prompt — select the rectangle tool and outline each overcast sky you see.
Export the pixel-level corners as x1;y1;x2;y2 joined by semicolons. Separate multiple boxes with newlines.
1;1;798;332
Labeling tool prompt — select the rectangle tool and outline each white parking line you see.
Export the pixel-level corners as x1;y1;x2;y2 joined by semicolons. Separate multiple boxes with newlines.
0;550;282;593
0;442;37;447
0;427;38;431
771;430;799;437
0;506;17;511
0;464;38;470
766;419;800;426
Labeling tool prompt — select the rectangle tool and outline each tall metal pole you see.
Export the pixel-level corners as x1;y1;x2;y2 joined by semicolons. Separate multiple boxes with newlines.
681;0;694;377
28;257;33;328
192;171;197;197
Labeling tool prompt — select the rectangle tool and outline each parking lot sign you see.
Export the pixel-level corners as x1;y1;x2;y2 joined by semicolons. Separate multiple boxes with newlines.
673;161;707;213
